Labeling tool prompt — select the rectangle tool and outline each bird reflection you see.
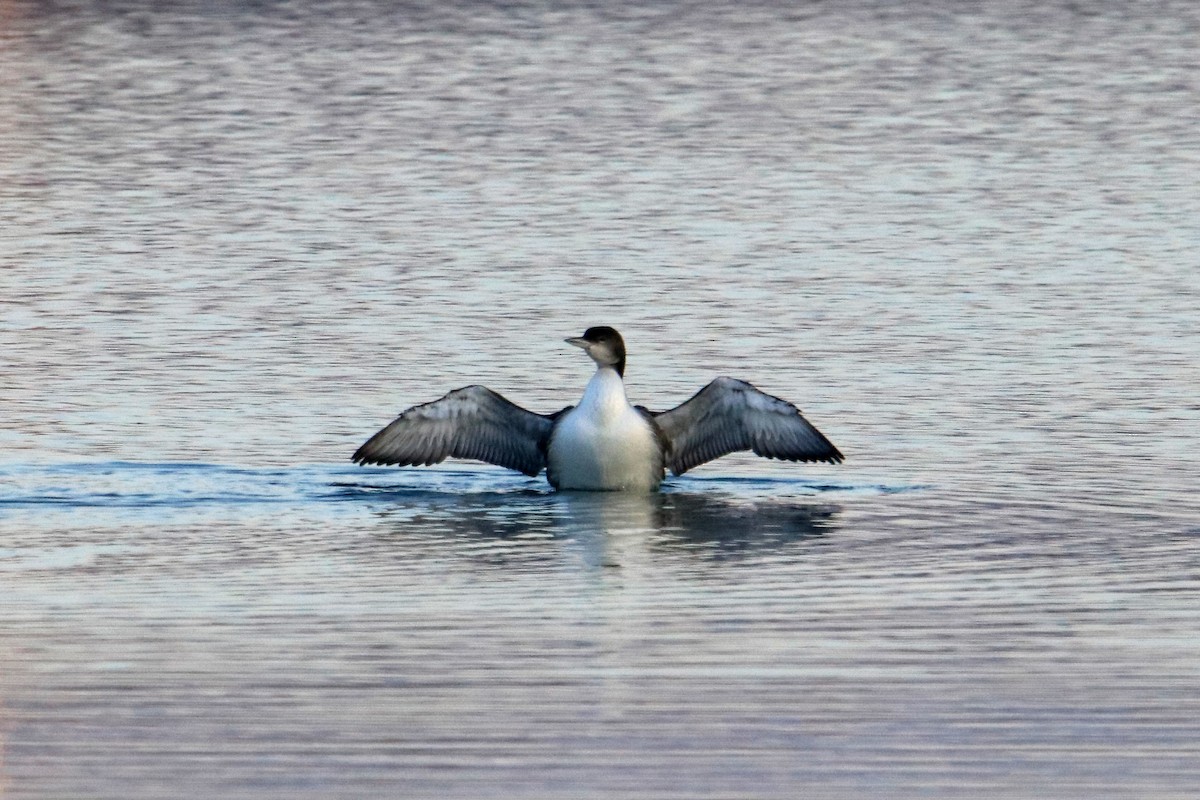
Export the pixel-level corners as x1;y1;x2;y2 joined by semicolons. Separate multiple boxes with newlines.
360;481;839;566
652;492;837;555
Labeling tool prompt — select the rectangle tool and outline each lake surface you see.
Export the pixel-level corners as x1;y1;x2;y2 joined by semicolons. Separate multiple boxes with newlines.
2;1;1199;797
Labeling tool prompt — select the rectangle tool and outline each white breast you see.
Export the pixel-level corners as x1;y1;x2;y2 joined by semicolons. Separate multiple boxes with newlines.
546;369;663;491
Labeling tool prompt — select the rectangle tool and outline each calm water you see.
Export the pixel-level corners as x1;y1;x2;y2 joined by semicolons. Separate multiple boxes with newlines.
2;1;1199;797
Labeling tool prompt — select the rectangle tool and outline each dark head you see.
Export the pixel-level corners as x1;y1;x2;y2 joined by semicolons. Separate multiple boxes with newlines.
565;326;627;377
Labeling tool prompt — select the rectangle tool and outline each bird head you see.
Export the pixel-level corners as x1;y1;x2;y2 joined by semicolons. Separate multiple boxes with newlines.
566;326;626;376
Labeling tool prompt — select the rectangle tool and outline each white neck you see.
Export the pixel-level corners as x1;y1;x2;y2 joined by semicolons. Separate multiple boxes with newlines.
578;366;630;418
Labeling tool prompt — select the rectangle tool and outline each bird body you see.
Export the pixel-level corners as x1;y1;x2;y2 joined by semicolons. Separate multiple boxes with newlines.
545;366;665;491
353;327;843;491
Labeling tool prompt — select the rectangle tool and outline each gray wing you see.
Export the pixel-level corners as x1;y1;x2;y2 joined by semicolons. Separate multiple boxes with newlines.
653;377;843;476
352;385;555;477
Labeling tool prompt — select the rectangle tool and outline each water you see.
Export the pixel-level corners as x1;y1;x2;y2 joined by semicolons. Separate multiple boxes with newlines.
2;0;1199;797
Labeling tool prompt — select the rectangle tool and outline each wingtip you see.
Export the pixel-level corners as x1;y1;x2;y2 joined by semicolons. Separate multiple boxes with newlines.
351;444;382;466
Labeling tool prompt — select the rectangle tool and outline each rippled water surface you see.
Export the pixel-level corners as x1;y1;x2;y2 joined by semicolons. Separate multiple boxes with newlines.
2;1;1199;797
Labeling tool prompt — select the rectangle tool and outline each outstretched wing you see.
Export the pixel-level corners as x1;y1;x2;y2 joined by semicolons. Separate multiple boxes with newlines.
653;377;843;476
352;385;555;477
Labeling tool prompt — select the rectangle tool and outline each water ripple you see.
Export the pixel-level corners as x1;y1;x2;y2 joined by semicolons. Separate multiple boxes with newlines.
3;0;1199;796
0;461;906;512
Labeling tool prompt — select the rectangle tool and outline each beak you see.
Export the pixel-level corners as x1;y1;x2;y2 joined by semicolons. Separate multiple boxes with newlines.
565;337;589;349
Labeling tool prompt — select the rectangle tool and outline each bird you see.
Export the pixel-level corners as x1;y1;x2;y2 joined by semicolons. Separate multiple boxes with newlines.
352;326;843;491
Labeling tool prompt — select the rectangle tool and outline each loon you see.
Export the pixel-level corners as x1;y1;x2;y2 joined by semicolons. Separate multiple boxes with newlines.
353;326;843;491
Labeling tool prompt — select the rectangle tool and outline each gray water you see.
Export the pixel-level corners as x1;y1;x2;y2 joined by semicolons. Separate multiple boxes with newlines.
2;1;1199;797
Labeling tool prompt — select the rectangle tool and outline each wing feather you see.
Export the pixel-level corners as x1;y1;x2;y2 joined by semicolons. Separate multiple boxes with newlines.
352;385;555;477
654;377;843;475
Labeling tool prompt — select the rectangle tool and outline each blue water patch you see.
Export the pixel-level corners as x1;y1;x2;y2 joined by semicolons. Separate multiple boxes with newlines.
661;474;932;497
0;461;317;510
0;461;923;515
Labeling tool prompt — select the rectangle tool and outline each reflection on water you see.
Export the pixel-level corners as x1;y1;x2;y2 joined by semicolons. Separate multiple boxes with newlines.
367;485;839;566
653;493;836;553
